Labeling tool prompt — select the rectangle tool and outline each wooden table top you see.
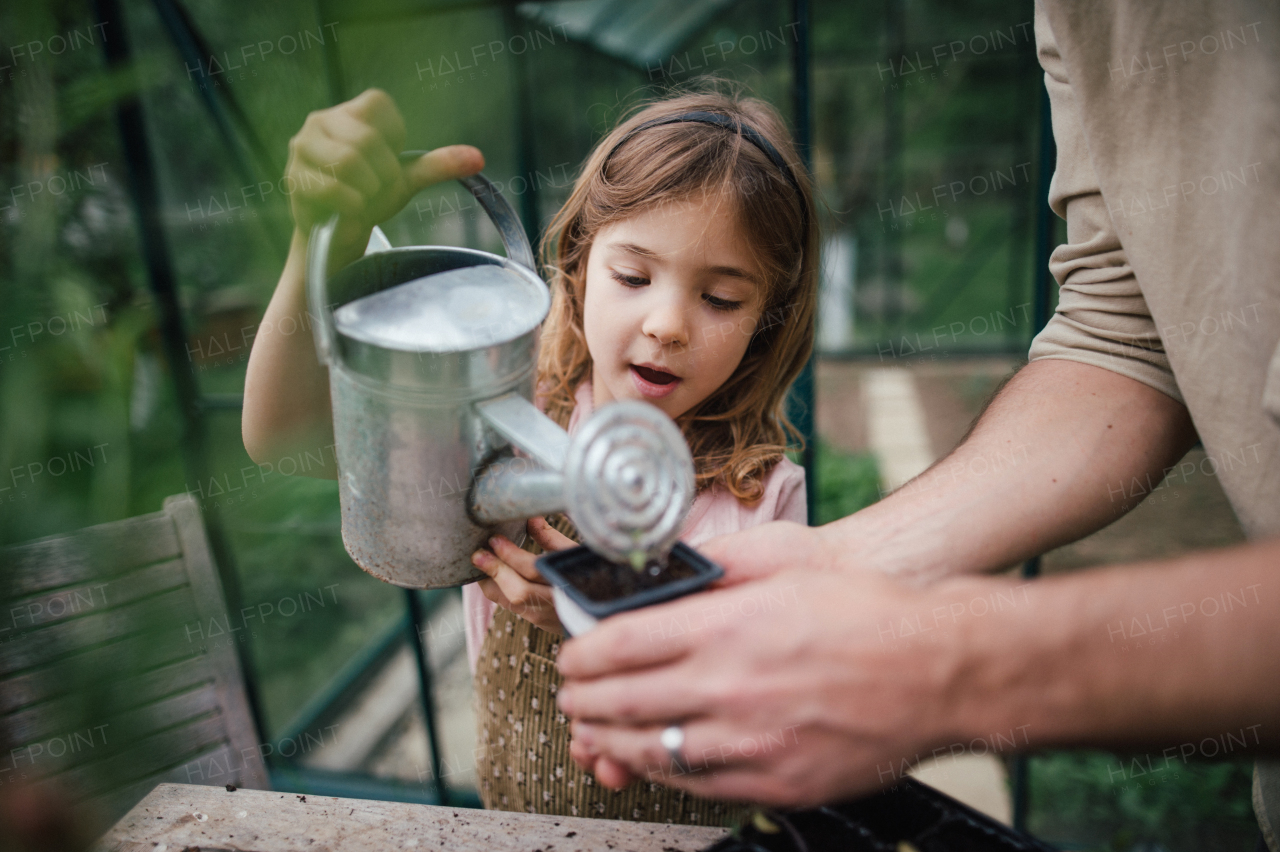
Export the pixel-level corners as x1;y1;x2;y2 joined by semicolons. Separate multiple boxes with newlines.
92;783;731;852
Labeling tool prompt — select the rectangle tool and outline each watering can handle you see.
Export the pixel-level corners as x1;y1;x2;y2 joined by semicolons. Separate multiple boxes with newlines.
306;152;539;366
401;150;538;270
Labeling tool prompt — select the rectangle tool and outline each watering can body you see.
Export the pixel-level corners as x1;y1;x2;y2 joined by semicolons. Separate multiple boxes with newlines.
309;173;549;588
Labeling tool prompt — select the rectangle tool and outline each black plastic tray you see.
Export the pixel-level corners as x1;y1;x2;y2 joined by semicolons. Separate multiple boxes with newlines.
702;777;1056;852
535;541;723;621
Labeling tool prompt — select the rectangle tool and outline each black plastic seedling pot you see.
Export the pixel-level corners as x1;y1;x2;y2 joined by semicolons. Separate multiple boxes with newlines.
535;541;724;635
704;777;1057;852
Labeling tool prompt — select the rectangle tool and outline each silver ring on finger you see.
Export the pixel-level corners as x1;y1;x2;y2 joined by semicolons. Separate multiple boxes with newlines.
660;725;689;774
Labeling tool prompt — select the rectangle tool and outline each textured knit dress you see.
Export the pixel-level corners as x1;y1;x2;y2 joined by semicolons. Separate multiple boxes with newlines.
473;516;752;825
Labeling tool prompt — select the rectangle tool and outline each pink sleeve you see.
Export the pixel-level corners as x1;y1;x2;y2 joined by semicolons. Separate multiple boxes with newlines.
680;458;808;547
462;583;496;674
771;460;808;525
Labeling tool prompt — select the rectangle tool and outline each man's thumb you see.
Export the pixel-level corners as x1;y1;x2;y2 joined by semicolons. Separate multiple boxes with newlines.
699;535;760;587
404;145;484;192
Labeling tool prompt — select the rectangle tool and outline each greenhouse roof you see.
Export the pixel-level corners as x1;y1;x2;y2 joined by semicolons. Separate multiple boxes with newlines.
518;0;739;71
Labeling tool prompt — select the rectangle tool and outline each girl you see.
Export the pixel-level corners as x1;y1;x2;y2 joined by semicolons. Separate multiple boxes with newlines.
242;85;818;826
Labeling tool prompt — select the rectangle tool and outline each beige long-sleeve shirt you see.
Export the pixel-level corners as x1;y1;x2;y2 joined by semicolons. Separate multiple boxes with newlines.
1031;1;1279;535
1030;2;1279;845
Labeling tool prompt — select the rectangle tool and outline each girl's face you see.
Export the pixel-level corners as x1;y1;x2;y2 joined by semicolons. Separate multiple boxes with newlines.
582;194;765;420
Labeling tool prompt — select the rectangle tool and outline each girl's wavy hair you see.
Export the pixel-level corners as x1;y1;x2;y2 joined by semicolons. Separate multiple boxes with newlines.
536;86;819;504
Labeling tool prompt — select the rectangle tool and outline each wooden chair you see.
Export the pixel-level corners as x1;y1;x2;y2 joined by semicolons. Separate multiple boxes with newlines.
0;494;268;832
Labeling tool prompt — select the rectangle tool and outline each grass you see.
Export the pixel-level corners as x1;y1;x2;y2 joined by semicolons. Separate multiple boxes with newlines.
813;441;882;525
1027;751;1258;852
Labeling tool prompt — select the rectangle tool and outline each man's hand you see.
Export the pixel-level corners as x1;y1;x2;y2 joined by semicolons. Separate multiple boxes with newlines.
699;521;838;587
285;88;483;259
555;569;977;806
473;517;576;634
556;539;1280;806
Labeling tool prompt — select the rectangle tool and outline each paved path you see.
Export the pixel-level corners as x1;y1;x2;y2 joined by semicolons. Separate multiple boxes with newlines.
859;365;1013;824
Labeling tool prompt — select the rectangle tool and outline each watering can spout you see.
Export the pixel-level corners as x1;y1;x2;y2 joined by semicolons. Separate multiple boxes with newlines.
471;397;694;566
470;465;565;526
474;393;569;471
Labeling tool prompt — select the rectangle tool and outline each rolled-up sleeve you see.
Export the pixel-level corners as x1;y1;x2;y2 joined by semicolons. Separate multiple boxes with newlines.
1264;343;1280;428
1027;0;1182;404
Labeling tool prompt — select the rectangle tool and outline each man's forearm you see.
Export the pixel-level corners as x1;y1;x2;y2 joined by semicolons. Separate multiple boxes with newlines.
819;359;1197;583
945;538;1280;756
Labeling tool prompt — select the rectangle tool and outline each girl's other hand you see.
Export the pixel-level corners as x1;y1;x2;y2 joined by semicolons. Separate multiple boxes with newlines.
472;517;576;634
285;88;484;259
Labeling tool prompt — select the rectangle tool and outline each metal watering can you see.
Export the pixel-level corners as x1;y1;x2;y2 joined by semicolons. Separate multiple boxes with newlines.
307;156;695;589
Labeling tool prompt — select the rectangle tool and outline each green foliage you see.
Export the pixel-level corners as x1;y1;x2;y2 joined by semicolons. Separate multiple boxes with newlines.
1028;751;1258;852
814;441;881;525
217;475;403;736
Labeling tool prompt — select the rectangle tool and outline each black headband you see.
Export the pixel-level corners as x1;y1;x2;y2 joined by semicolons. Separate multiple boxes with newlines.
605;110;808;235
